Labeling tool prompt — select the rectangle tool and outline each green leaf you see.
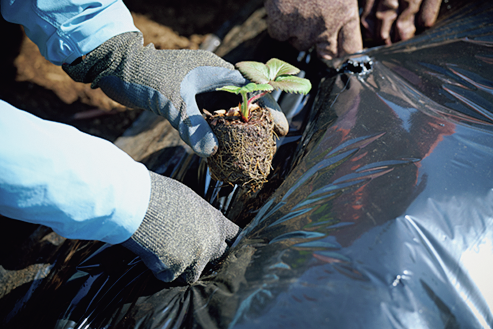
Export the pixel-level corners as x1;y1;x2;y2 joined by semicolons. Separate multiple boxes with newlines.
217;83;274;95
226;59;310;96
266;58;300;80
256;83;275;92
242;83;274;93
236;61;270;84
216;85;243;94
242;83;259;93
270;76;312;94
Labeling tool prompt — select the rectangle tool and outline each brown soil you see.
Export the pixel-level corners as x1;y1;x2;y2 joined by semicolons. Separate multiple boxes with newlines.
0;0;251;141
206;105;277;190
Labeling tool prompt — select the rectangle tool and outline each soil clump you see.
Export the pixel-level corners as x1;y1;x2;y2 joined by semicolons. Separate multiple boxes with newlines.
206;105;277;190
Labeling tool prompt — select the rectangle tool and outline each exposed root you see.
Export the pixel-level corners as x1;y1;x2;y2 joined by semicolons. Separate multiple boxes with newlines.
205;106;277;191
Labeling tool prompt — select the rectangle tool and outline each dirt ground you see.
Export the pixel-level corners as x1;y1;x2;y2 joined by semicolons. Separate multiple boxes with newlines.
0;0;252;141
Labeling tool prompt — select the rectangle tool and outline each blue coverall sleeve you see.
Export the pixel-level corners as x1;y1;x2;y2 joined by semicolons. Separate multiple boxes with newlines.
0;101;151;244
0;0;139;65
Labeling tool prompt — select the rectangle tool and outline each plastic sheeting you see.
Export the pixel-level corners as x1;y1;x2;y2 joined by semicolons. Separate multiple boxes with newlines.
3;1;493;328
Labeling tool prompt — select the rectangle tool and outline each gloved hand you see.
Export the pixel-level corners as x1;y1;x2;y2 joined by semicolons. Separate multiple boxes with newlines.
360;0;442;45
264;0;363;60
62;31;248;157
257;93;289;136
121;172;240;283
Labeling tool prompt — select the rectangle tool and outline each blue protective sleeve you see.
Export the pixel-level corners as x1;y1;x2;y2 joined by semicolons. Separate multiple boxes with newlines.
0;101;151;244
0;0;138;65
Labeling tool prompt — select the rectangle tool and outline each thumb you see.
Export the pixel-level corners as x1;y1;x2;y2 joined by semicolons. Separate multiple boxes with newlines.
178;102;219;157
257;93;289;137
336;16;363;58
219;216;241;243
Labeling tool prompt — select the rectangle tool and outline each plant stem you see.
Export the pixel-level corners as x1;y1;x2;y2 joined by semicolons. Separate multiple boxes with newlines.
240;91;250;122
247;91;270;108
240;90;271;123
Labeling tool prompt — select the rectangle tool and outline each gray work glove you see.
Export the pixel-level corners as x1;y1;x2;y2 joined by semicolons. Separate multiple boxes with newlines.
360;0;442;45
62;31;248;157
121;172;240;283
256;93;289;136
265;0;363;60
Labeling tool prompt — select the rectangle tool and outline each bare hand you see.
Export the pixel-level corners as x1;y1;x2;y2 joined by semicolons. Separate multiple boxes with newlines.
265;0;363;60
360;0;442;45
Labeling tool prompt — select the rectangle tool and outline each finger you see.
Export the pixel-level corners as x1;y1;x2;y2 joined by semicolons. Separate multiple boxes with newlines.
316;0;362;59
184;240;228;283
153;268;177;282
265;0;328;53
395;0;422;41
336;15;363;58
183;67;246;157
216;214;241;242
360;0;378;40
264;0;291;42
179;105;219;157
315;37;338;60
185;258;208;283
257;93;289;136
193;67;248;94
417;0;441;28
375;0;399;45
